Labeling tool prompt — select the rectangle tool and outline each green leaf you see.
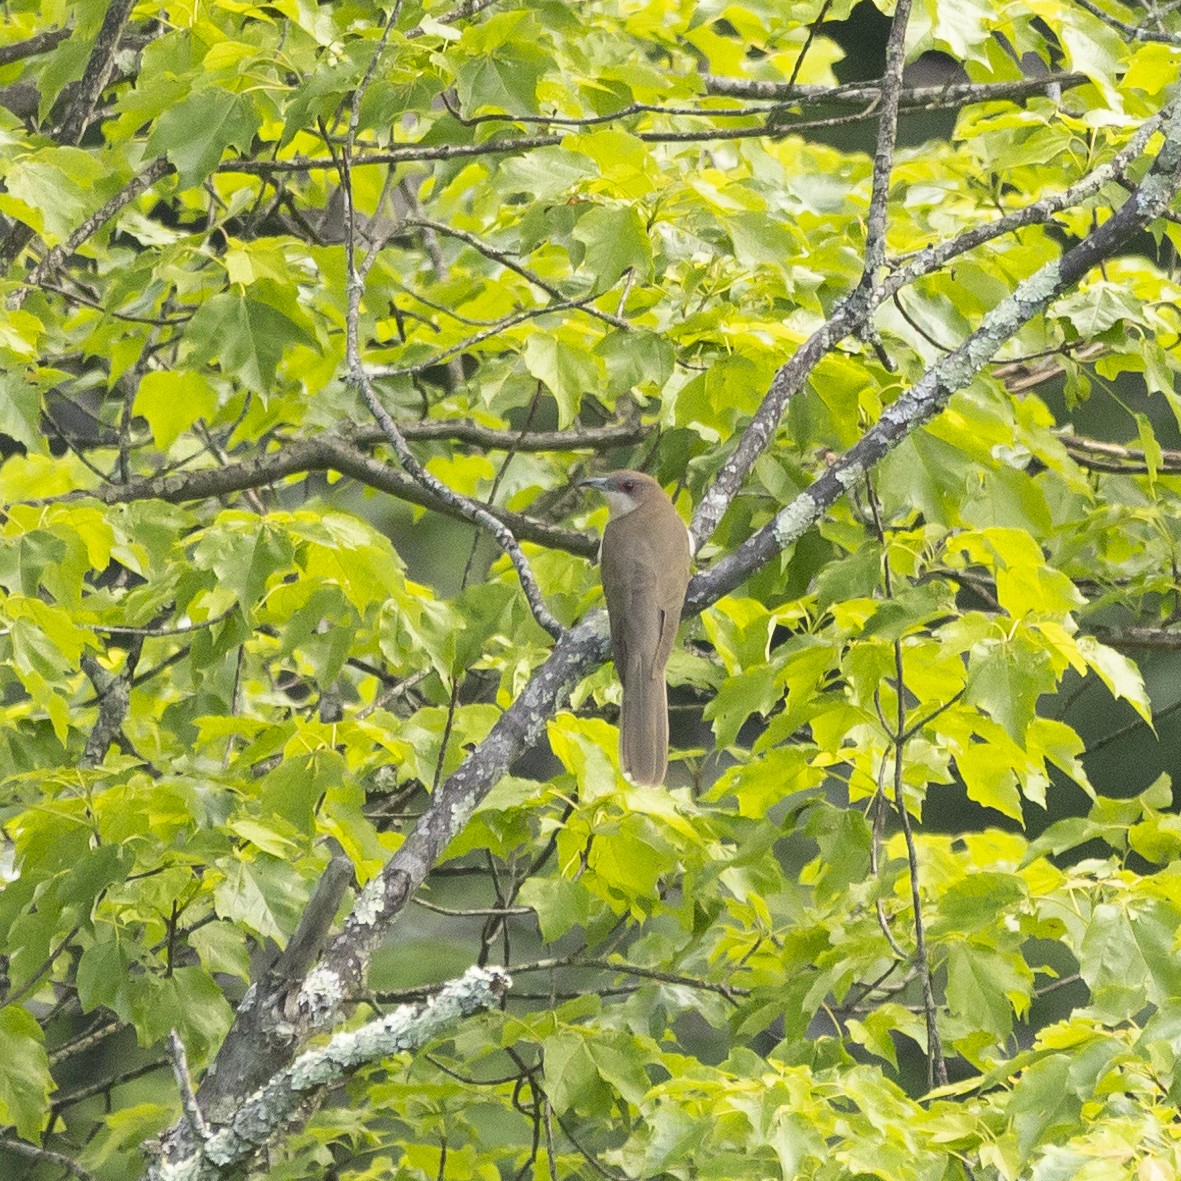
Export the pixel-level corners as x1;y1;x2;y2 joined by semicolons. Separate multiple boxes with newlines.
188;921;252;982
845;1008;901;1068
0;1006;54;1140
134;370;220;449
1079;903;1149;1020
571;205;651;290
565;128;656;196
213;855;308;944
542;1030;611;1115
190;515;295;610
595;328;670;396
1055;282;1142;337
802;802;871;901
0;313;44;367
522;334;601;428
945;941;1030;1041
147;88;261;188
162;967;235;1061
516;874;592;942
1124;41;1178;94
587;1034;651;1106
955;528;1084;618
932;872;1026;935
453;11;548;114
1128;810;1181;864
77;937;133;1014
544;710;608;790
1128;899;1181;1004
259;749;346;834
964;634;1055;741
703;664;778;749
498;146;597;200
1007;1054;1080;1162
0;147;106;242
186;292;305;391
1076;636;1153;723
709;745;824;819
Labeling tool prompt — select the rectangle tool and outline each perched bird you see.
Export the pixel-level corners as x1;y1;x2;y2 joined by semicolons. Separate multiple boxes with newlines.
581;470;692;786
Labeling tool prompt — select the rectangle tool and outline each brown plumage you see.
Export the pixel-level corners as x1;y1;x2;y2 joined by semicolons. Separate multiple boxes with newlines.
581;471;691;786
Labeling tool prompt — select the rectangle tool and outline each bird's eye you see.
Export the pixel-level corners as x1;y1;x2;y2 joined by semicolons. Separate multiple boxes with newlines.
622;479;636;492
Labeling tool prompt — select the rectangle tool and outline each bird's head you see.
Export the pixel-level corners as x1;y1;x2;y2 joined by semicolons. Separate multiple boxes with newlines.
579;470;664;519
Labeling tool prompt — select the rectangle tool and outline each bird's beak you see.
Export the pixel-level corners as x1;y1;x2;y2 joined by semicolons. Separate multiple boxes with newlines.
579;476;609;491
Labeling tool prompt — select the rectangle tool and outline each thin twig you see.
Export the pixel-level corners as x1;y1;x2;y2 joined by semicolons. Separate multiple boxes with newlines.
40;433;599;558
413;897;533;918
49;1017;128;1066
349;380;563;636
866;476;948;1088
1069;0;1181;41
0;1137;97;1181
405;0;502;37
367;293;608;381
0;26;71;66
861;0;913;284
14;157;173;309
786;0;835;88
92;605;240;638
510;956;749;1000
330;39;563;639
405;217;629;329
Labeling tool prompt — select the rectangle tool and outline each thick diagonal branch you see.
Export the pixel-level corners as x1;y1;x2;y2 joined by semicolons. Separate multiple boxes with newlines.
148;967;509;1181
688;104;1170;550
694;99;1181;605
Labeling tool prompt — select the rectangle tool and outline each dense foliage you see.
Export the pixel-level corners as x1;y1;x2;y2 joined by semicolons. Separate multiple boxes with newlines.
1;0;1181;1178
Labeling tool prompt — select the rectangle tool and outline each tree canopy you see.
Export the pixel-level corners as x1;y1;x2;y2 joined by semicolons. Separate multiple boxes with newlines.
2;0;1181;1178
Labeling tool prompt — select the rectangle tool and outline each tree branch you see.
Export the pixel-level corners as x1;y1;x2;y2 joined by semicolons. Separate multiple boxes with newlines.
15;156;173;306
219;75;1090;179
53;0;137;143
703;72;1088;106
511;956;750;1000
199;855;355;1120
80;645;142;767
688;105;1169;550
168;1031;209;1142
41;431;603;558
0;0;138;271
335;90;564;639
0;26;71;67
0;1137;96;1181
404;216;630;329
1069;0;1181;42
367;293;614;382
691;98;1181;578
1061;431;1181;474
867;479;948;1088
148;966;510;1180
861;0;913;284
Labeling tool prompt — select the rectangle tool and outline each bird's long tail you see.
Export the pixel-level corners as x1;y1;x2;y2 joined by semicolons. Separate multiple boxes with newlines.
620;657;669;786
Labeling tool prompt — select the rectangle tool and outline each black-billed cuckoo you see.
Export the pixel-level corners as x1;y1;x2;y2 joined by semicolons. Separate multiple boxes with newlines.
581;471;691;786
